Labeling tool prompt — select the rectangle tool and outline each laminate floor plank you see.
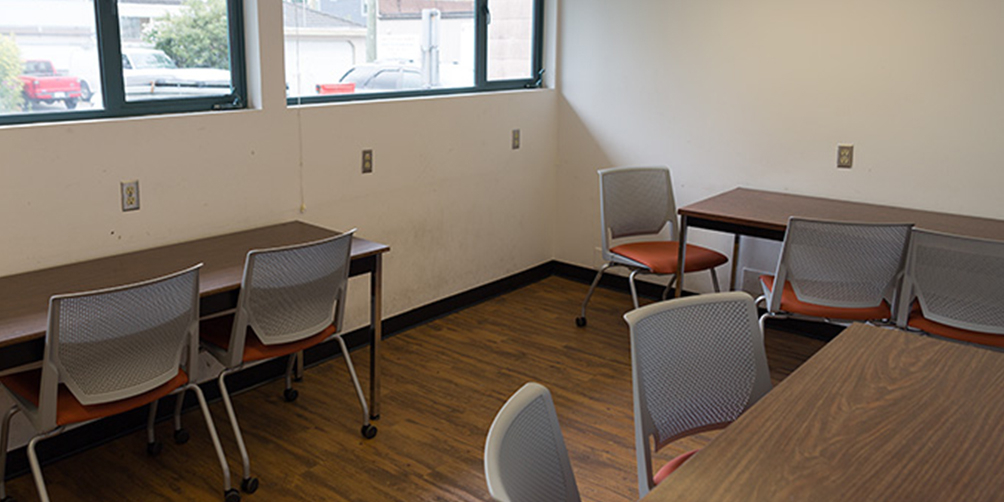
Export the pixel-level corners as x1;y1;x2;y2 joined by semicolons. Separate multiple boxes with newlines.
3;276;825;501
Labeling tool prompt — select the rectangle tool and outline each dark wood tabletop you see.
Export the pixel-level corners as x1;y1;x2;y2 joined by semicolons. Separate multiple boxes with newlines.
0;221;389;349
645;324;1004;502
679;187;1004;241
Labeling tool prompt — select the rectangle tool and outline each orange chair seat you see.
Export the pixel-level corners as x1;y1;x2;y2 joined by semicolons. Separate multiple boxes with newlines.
908;306;1004;349
610;241;727;275
200;314;337;363
760;275;891;321
653;448;699;485
0;369;188;427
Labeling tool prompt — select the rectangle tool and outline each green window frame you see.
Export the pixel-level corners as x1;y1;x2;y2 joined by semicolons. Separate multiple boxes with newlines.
287;0;545;105
0;0;247;127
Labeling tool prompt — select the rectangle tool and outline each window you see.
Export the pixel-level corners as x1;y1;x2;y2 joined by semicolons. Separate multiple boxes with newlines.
283;0;543;103
0;0;246;125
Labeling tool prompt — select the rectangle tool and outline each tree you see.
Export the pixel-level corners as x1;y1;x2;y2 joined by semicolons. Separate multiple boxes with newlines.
144;0;230;69
0;34;23;112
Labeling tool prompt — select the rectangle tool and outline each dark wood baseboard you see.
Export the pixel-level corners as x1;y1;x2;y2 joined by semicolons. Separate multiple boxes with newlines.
3;260;834;479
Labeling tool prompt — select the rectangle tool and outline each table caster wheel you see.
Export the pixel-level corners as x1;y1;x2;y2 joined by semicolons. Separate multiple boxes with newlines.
241;477;259;494
174;428;190;444
361;424;378;439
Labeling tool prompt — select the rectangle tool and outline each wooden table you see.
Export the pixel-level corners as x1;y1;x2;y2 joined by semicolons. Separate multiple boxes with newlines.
0;221;390;419
675;187;1004;296
644;324;1004;501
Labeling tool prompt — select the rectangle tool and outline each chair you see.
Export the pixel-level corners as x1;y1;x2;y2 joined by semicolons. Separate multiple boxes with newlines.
896;229;1004;347
0;265;240;502
758;218;913;332
576;166;728;327
484;383;580;502
197;230;375;495
623;292;772;498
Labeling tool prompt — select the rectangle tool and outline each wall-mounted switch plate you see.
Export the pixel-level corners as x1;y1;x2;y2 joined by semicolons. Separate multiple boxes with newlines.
121;180;140;211
837;144;854;168
362;149;373;174
512;129;521;150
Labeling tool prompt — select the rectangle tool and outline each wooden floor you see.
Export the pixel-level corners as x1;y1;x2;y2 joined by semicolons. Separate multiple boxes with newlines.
3;276;826;502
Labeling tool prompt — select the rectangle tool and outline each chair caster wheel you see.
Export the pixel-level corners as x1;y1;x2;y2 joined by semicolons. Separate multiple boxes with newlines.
283;388;299;402
241;477;259;494
224;488;241;502
146;441;163;456
174;428;190;444
293;375;303;383
361;424;378;439
575;317;587;327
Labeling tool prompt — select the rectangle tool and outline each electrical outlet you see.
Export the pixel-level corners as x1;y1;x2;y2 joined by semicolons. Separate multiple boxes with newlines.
512;129;520;150
121;180;139;211
362;149;373;174
837;144;853;168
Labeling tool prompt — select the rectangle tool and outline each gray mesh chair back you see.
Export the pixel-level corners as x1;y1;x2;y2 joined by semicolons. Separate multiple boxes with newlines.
897;229;1004;334
484;383;581;502
624;292;771;497
224;231;354;364
47;264;201;407
768;218;912;311
599;166;677;252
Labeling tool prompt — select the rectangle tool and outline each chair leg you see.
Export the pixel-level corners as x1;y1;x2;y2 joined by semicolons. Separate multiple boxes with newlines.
188;383;243;500
173;392;189;444
628;269;641;310
146;401;162;455
218;369;255;492
0;406;19;501
295;351;305;382
26;428;63;502
759;311;786;335
710;268;721;293
283;354;299;402
335;336;377;439
577;262;612;327
661;275;677;301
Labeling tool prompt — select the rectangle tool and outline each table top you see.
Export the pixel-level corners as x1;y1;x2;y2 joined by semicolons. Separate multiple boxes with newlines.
0;222;389;348
645;324;1004;501
679;187;1004;240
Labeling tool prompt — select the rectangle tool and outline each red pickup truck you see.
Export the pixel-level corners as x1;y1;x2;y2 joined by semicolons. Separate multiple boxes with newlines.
20;60;84;110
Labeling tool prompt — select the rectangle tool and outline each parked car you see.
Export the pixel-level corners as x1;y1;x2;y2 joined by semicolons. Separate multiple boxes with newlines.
121;48;231;98
321;60;473;95
19;60;84;110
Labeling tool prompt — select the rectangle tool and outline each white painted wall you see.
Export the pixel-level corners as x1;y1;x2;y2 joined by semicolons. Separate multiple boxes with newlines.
555;0;1004;292
0;0;557;447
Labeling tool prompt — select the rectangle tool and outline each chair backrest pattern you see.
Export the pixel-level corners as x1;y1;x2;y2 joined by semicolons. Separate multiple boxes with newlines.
906;229;1004;334
485;383;580;502
599;167;676;246
626;293;770;497
48;265;199;406
777;219;912;309
240;231;353;345
629;294;768;449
